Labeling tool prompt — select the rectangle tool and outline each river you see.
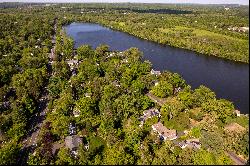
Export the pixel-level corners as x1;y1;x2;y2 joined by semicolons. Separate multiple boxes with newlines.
64;22;249;114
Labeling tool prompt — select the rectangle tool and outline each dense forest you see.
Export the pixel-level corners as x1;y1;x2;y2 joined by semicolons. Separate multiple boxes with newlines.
0;2;249;165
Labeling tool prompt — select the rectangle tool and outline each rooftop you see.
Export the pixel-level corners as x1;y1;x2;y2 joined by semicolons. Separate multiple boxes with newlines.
65;135;83;151
152;122;177;140
151;69;161;75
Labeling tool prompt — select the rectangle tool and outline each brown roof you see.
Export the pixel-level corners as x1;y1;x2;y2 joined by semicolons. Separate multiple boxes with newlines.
224;123;246;134
65;135;83;151
152;122;176;140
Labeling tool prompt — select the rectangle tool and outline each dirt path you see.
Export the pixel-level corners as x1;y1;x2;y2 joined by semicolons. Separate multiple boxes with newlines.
146;92;167;106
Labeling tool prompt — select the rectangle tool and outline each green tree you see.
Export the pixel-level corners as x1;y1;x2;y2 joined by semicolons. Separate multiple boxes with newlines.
77;45;95;60
191;85;216;107
151;81;173;98
95;44;109;57
0;141;21;165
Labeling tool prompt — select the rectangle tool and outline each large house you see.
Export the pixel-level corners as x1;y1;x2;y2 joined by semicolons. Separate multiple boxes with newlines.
152;122;177;141
65;135;83;154
139;108;161;127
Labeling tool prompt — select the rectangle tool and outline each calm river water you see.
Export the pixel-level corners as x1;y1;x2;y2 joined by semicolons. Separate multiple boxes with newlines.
64;22;249;114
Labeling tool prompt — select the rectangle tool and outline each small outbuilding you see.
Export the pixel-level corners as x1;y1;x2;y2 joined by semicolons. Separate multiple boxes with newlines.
150;69;161;76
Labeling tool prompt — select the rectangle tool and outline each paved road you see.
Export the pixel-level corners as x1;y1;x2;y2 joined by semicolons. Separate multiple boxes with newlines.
18;18;57;165
226;151;247;165
22;93;48;148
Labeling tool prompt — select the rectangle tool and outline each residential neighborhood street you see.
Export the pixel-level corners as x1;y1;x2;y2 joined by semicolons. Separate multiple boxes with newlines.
17;18;57;165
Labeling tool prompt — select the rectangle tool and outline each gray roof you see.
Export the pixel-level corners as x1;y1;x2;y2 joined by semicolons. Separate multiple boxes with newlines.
65;135;83;151
139;108;160;122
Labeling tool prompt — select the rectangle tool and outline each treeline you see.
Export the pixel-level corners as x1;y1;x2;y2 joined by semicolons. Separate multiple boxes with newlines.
42;3;249;63
74;10;249;63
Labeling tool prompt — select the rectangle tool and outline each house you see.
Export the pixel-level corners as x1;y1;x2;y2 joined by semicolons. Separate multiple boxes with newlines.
112;80;121;87
65;135;83;152
69;123;76;135
139;108;161;127
73;109;80;117
228;26;249;33
121;59;128;63
85;93;91;98
224;123;246;134
143;108;161;118
51;39;56;45
176;131;185;139
176;139;201;149
49;47;56;61
228;27;238;31
186;139;201;149
107;52;115;58
72;69;77;76
234;110;241;117
84;141;89;151
174;87;182;95
152;122;177;141
154;81;159;86
238;27;249;33
66;59;78;70
150;69;161;76
178;141;188;149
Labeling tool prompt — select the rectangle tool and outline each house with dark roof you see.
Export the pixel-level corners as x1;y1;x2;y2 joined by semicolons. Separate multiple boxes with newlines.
152;122;177;141
139;108;161;127
69;123;76;135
